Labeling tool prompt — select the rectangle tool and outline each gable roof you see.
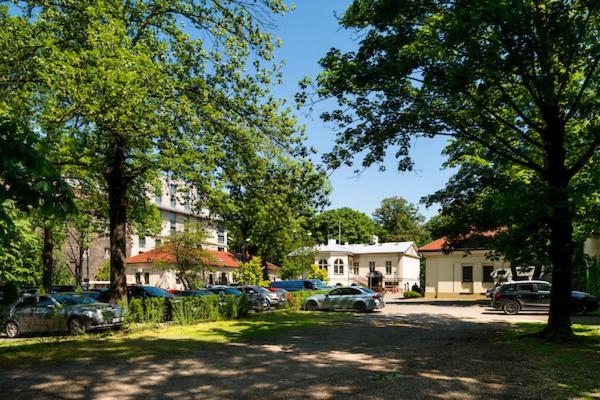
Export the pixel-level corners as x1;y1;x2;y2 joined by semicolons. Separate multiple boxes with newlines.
419;231;502;252
126;248;280;270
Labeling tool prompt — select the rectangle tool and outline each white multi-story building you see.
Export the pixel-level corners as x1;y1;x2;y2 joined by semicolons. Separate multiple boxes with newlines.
129;179;228;257
297;236;421;291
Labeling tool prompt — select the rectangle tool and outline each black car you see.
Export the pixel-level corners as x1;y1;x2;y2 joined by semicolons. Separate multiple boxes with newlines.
491;281;599;315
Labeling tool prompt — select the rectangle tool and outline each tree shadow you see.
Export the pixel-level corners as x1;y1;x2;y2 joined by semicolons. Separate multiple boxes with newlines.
0;312;598;399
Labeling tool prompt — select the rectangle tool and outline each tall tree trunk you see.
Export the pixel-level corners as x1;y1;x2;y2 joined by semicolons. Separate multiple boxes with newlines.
42;225;54;292
542;113;574;340
107;134;128;304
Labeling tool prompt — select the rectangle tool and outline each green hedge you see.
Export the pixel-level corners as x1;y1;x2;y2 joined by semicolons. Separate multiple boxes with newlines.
403;290;421;299
287;290;330;311
124;295;250;325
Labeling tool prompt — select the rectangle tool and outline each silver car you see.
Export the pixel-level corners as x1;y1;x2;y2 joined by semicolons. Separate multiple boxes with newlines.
303;286;385;312
1;294;122;338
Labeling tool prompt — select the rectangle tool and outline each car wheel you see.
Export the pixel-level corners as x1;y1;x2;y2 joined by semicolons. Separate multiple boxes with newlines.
305;300;319;311
4;321;19;338
353;302;367;313
68;317;86;335
502;300;520;315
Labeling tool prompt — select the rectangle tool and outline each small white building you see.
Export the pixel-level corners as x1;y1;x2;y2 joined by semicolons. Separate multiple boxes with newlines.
298;237;421;290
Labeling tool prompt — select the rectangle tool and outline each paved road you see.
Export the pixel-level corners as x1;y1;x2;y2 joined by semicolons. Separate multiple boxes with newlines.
0;301;594;400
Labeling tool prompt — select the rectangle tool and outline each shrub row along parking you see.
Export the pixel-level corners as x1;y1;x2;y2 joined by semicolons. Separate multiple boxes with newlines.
287;290;330;311
124;295;250;325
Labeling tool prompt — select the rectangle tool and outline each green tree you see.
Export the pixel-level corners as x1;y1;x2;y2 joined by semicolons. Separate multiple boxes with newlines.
236;256;264;286
95;261;111;282
218;151;329;266
310;207;378;245
373;197;429;245
157;224;214;290
310;0;599;339
307;264;328;283
4;0;296;303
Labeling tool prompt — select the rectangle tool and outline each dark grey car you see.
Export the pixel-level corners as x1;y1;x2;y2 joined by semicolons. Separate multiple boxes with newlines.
1;294;122;338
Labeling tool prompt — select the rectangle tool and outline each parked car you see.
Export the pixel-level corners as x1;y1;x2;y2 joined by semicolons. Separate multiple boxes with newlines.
1;294;122;338
270;279;331;292
207;287;268;311
491;281;599;315
266;287;291;301
96;285;175;303
303;286;385;312
173;289;213;297
238;285;286;308
80;288;109;302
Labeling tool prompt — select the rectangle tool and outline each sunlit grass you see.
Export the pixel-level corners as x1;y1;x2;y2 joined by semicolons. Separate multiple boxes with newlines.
0;311;348;366
504;322;600;398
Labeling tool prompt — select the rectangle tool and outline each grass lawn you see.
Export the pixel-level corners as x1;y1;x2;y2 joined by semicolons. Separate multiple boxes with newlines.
504;322;600;399
0;311;347;366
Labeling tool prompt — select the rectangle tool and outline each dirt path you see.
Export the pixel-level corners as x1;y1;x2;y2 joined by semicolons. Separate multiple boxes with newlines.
0;303;591;399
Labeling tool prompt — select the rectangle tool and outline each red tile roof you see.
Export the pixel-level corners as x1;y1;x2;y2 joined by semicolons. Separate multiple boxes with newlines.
418;238;448;252
419;230;503;252
126;248;279;270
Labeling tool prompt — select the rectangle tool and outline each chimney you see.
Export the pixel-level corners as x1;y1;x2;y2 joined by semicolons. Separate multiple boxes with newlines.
328;239;337;246
370;235;379;245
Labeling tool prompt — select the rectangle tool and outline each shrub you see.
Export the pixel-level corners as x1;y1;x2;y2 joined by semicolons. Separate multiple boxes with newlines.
403;290;421;299
287;290;330;311
125;295;251;326
124;298;169;324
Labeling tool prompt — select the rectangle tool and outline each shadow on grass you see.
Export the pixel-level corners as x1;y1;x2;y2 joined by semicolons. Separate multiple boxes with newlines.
1;312;599;400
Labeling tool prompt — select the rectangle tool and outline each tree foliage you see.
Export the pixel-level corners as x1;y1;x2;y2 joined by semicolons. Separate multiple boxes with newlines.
307;263;328;282
373;196;429;245
309;0;599;339
235;256;264;286
310;207;377;245
2;0;298;303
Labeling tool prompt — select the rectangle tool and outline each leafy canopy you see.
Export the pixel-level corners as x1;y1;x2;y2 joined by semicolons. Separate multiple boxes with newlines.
310;207;378;245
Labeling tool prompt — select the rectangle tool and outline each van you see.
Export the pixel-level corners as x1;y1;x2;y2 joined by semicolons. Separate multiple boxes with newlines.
269;279;330;292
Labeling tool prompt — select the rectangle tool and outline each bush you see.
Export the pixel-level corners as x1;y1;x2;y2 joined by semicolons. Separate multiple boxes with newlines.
124;298;169;324
403;290;421;299
287;290;330;311
125;295;251;326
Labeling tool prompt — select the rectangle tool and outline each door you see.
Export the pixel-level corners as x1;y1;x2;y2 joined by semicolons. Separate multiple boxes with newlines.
11;296;38;332
340;288;362;309
322;288;343;310
535;283;552;309
32;296;64;332
513;283;537;309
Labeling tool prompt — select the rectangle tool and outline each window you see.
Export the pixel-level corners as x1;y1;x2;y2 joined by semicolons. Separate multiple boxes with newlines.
155;191;162;205
537;283;552;292
462;266;473;282
156;238;162;247
514;283;534;292
217;247;225;252
139;236;146;249
369;261;375;273
329;288;343;296
170;184;177;208
334;259;344;274
170;214;177;234
184;194;190;211
144;272;150;285
482;265;494;283
135;272;142;285
353;262;359;275
104;247;110;259
218;234;225;244
318;259;328;270
385;261;392;275
37;296;55;307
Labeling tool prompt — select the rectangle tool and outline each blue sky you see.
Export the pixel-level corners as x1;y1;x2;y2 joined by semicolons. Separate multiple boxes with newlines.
268;1;455;220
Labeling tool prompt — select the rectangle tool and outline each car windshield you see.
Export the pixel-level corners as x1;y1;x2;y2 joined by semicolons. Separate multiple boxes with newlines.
358;287;375;294
143;286;174;298
309;280;329;290
254;287;269;292
53;295;96;305
224;288;242;295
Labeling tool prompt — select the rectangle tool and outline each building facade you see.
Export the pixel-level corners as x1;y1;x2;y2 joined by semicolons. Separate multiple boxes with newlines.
420;238;510;299
304;238;421;290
